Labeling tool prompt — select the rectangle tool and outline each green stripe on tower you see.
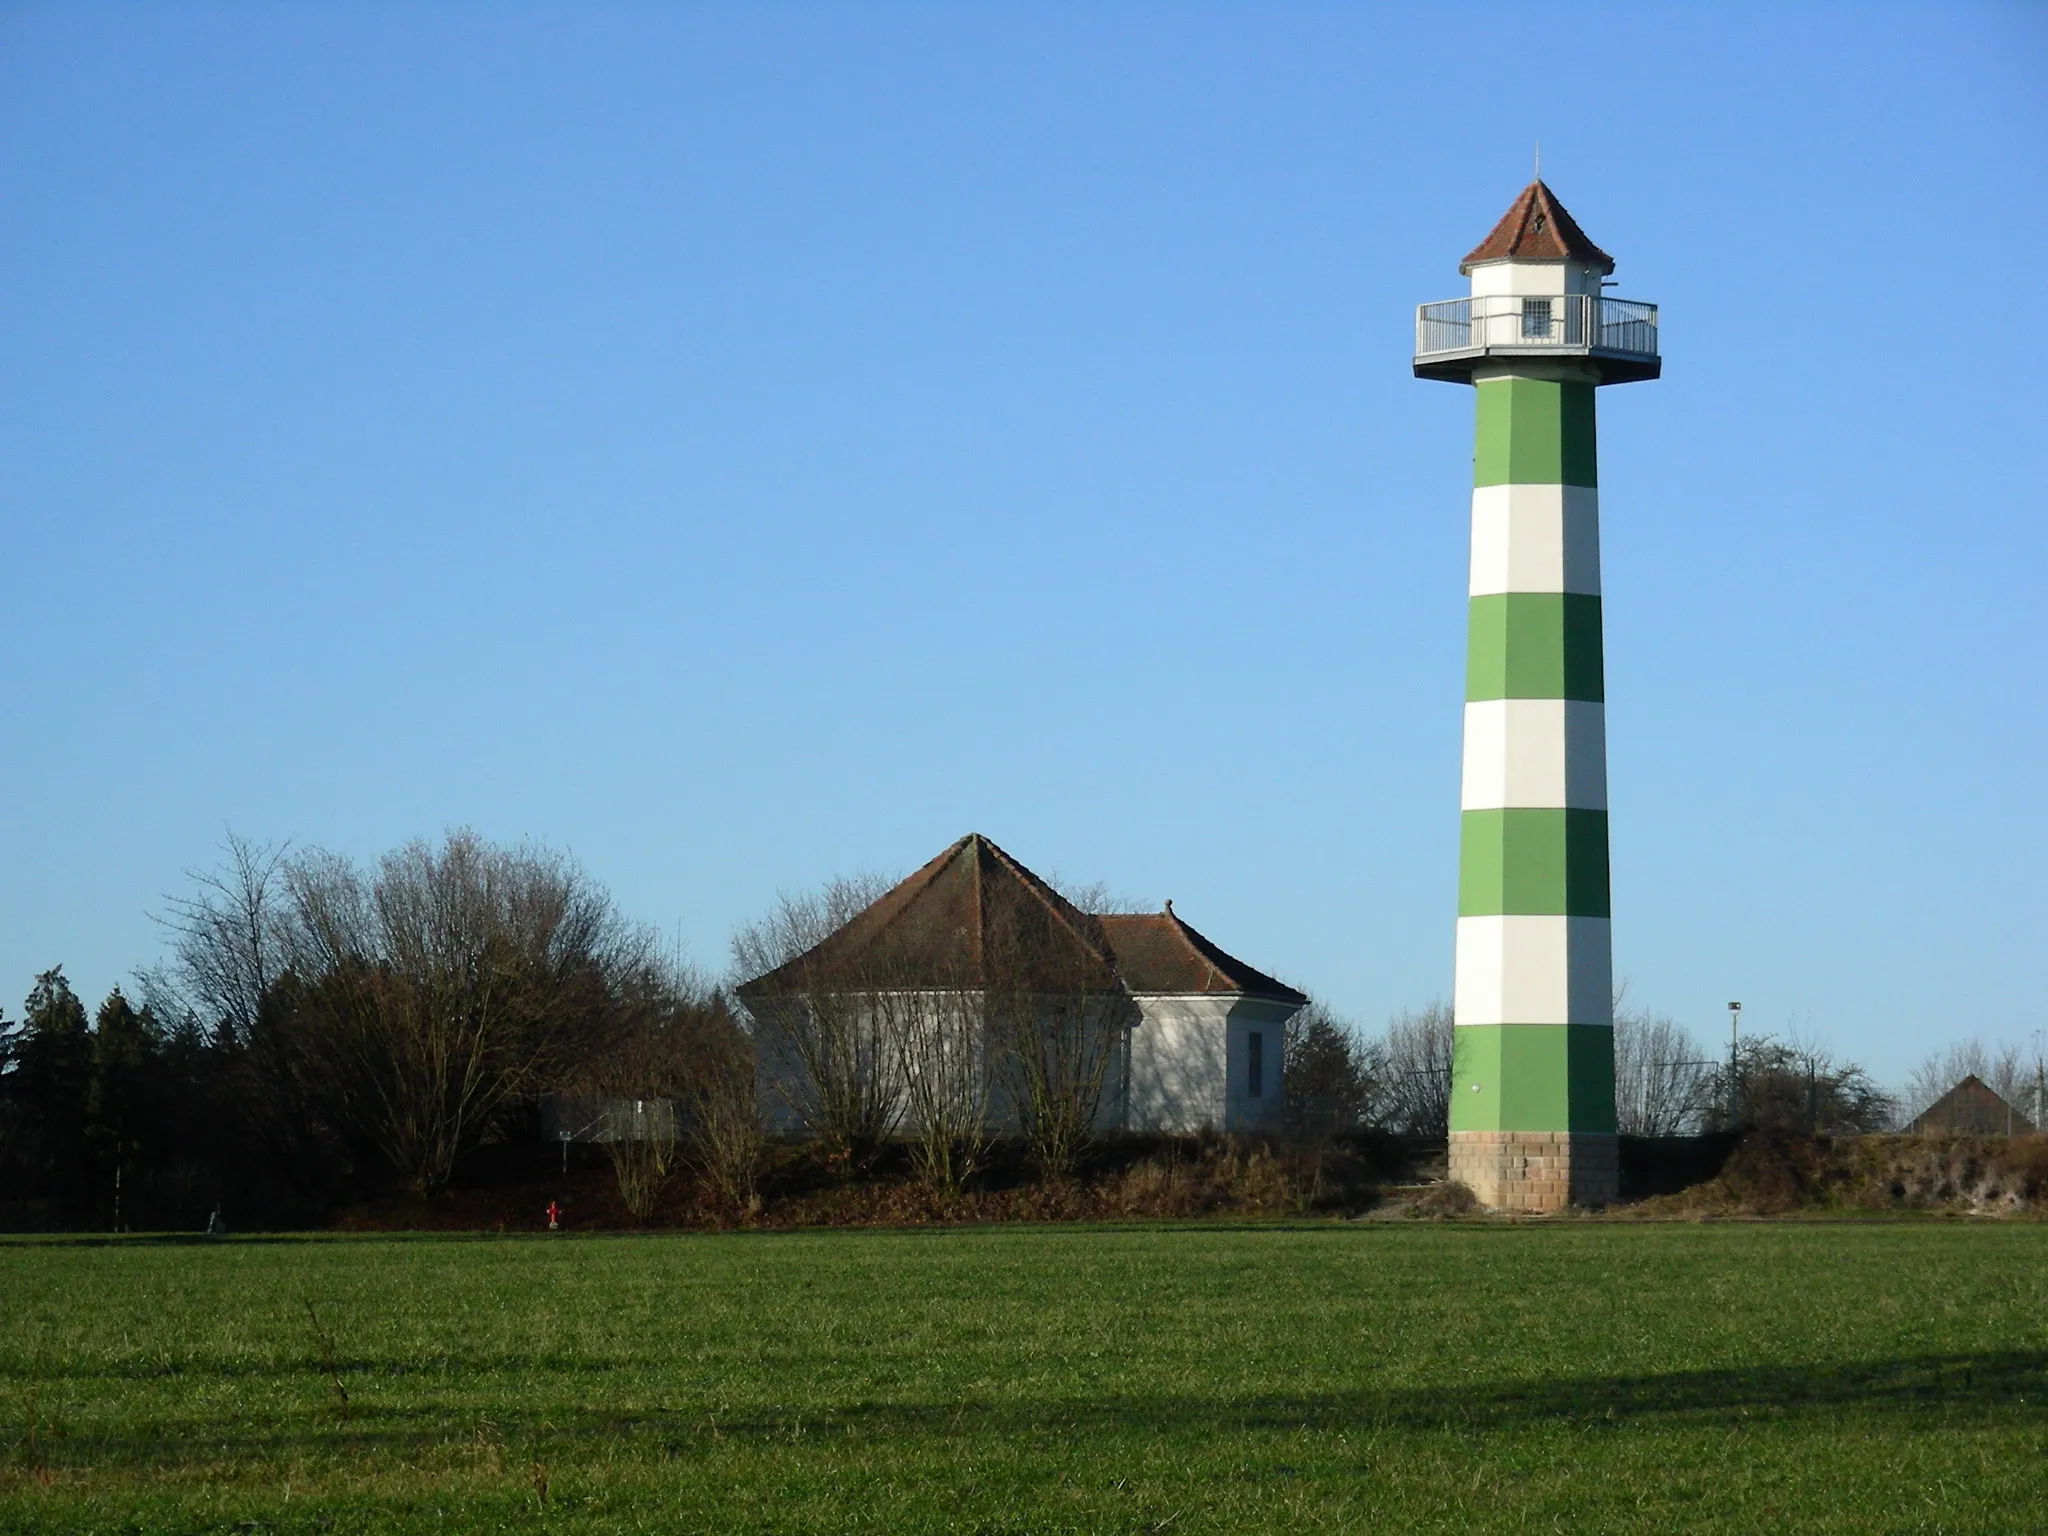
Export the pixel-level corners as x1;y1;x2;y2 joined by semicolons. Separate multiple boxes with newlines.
1465;593;1605;701
1452;1024;1618;1133
1458;808;1610;916
1474;377;1598;488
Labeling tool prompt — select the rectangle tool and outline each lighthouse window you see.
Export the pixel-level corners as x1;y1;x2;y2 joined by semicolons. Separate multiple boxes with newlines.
1247;1031;1265;1099
1521;298;1554;338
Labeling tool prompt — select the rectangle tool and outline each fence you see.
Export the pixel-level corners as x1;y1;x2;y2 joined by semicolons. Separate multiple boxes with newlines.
540;1095;681;1145
1415;294;1659;361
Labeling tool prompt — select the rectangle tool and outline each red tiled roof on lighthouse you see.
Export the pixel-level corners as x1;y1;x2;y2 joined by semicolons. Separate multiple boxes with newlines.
1460;180;1614;275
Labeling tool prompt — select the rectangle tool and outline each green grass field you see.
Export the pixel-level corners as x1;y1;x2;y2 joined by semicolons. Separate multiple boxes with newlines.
3;1222;2045;1533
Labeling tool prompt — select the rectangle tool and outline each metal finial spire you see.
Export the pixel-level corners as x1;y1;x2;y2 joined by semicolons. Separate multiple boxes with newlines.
1534;141;1541;181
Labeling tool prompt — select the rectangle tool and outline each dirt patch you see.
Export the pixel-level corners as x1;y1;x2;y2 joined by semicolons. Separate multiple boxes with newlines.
1383;1180;1479;1220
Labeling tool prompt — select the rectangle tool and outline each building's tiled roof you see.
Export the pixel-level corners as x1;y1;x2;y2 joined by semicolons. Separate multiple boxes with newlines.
1461;180;1614;275
736;836;1306;1008
736;834;1121;998
1097;906;1308;1005
1906;1074;2038;1135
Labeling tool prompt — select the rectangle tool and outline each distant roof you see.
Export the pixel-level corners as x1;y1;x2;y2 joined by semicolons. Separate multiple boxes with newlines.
1097;908;1307;1005
1461;180;1614;275
1906;1074;2038;1136
737;835;1306;1007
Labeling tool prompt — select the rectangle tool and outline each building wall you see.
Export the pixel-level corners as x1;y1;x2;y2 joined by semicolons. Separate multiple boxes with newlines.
1222;1000;1293;1134
1127;998;1225;1133
1127;996;1297;1133
1468;260;1605;298
746;990;1300;1139
746;990;1135;1138
747;997;816;1136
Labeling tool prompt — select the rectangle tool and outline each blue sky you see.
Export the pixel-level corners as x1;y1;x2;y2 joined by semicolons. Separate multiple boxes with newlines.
2;3;2043;1085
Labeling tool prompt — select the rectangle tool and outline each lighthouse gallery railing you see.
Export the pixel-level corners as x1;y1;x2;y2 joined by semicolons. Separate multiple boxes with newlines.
1415;295;1658;360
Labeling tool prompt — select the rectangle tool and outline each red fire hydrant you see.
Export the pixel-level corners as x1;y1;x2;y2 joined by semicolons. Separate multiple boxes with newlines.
545;1200;560;1232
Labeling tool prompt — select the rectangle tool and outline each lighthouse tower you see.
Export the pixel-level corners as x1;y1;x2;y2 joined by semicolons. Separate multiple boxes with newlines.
1413;182;1659;1211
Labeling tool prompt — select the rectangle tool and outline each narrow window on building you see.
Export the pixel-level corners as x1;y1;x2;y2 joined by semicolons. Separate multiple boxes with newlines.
1521;297;1553;338
1247;1031;1265;1099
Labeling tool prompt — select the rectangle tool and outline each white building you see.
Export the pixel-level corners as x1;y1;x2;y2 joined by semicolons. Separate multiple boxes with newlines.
736;834;1305;1137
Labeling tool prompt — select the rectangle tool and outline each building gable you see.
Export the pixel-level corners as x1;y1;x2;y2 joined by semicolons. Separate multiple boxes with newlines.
1908;1074;2038;1135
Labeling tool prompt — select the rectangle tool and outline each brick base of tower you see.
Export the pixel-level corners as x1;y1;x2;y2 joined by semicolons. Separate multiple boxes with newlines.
1449;1130;1618;1212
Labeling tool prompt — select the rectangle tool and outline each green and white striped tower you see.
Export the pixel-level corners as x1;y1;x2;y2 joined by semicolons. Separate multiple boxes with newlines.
1413;182;1659;1211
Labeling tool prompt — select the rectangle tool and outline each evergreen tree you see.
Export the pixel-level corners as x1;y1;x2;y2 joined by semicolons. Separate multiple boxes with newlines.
91;988;164;1228
1283;1003;1383;1139
0;1002;22;1193
13;969;95;1214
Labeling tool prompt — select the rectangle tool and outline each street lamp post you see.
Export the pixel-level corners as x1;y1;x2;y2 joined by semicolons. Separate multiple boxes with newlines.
2034;1030;2044;1136
1727;1002;1743;1130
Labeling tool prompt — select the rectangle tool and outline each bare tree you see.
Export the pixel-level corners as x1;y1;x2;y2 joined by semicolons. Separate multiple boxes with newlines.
730;875;904;1160
728;874;897;983
1010;877;1139;1182
886;983;995;1197
592;1093;681;1220
276;830;655;1192
144;828;290;1047
142;830;337;1200
681;1014;763;1214
1042;875;1144;918
1704;1033;1893;1135
986;910;1134;1185
743;978;904;1161
1612;988;1715;1136
563;963;726;1218
1379;1001;1453;1136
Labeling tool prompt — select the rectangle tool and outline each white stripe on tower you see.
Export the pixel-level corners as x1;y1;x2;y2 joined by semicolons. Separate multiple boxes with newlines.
1454;915;1614;1025
1460;700;1607;811
1467;485;1601;596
